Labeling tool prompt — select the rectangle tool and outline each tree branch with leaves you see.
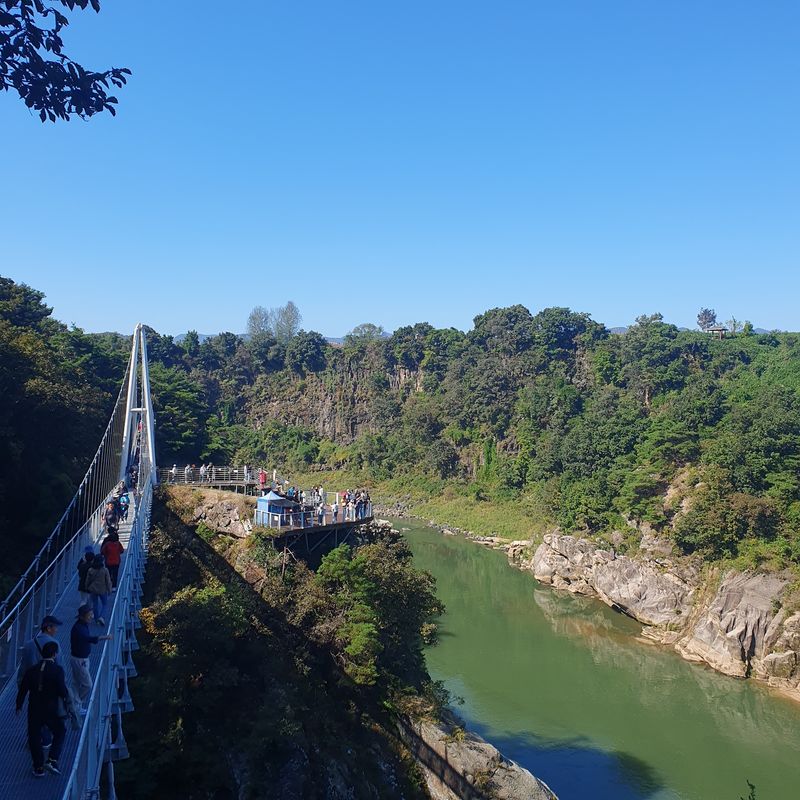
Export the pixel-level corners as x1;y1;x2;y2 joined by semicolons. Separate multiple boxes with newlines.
0;0;130;121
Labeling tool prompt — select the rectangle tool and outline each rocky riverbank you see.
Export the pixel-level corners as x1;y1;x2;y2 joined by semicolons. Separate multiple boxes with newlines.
508;532;800;700
382;503;800;702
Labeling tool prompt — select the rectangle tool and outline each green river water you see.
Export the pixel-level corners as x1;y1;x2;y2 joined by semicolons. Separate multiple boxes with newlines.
403;520;800;800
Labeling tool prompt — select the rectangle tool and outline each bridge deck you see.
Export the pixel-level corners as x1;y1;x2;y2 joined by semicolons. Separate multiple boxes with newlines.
0;507;133;797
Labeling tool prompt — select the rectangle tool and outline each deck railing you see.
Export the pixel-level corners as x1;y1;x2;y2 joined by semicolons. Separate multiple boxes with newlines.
254;503;373;530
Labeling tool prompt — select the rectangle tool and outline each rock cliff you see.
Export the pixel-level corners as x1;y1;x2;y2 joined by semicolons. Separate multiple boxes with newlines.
399;713;557;800
512;533;800;699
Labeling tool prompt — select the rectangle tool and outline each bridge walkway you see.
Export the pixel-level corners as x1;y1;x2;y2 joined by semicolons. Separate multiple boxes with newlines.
0;506;135;796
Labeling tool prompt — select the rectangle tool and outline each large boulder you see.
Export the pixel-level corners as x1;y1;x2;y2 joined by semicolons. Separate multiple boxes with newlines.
676;571;788;677
531;534;694;625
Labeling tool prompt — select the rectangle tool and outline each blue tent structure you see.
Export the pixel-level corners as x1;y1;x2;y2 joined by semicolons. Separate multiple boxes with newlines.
256;491;298;527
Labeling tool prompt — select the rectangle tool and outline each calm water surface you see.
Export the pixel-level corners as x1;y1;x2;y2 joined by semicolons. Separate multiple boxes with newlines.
403;520;800;800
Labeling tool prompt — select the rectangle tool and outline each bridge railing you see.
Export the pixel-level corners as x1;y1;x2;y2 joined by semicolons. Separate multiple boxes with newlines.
0;504;108;691
0;358;133;691
64;456;153;800
157;466;277;485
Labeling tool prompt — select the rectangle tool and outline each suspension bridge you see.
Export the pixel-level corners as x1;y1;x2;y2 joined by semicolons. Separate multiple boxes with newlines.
0;324;156;799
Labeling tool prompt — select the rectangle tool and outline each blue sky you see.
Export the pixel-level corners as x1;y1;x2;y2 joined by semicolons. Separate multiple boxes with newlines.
2;1;798;336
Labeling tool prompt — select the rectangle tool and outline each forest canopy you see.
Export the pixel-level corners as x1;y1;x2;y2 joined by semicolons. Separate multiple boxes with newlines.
3;275;800;589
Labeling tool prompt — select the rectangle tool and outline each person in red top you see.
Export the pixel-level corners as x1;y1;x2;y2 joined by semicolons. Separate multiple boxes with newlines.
258;468;267;495
100;531;124;589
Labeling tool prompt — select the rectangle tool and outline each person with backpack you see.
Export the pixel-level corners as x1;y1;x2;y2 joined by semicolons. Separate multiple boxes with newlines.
100;531;125;589
77;546;94;605
119;492;130;522
102;501;119;534
16;641;73;777
18;616;64;680
85;554;112;626
70;605;112;711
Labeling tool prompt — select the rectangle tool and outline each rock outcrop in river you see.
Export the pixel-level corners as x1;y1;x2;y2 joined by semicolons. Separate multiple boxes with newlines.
399;713;557;800
509;532;800;699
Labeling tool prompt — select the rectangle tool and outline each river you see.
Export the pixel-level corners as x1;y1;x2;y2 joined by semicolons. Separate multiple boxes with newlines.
403;520;800;800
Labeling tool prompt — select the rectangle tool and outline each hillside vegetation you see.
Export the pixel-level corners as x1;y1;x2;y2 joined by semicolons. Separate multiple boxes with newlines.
118;487;441;799
4;275;800;583
146;307;800;570
0;278;126;591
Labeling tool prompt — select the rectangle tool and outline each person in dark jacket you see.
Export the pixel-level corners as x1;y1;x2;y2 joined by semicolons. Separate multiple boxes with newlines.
70;604;112;709
77;546;94;604
16;641;71;777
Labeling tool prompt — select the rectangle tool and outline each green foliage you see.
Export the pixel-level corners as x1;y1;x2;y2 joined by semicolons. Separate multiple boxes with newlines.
674;488;780;558
149;362;209;463
284;329;328;374
0;277;127;589
118;502;433;800
345;322;386;347
316;539;443;686
0;1;131;122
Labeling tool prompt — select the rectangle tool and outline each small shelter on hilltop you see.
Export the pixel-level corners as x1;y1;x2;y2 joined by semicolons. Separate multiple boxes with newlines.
705;325;727;340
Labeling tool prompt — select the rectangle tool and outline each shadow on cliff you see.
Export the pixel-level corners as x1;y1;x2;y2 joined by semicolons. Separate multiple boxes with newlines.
465;719;666;800
134;493;516;800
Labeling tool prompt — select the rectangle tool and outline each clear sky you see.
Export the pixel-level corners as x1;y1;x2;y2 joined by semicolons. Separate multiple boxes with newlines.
2;1;799;336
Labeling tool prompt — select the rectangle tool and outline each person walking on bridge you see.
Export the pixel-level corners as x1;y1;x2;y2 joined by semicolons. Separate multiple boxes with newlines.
19;616;64;679
86;554;112;626
101;530;125;589
77;546;94;605
16;641;72;777
70;605;112;712
119;492;130;522
103;501;119;534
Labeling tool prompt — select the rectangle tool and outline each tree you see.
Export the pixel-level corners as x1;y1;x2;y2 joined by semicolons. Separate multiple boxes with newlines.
726;317;742;335
697;308;717;331
246;306;272;340
273;301;301;345
344;322;385;346
390;322;434;369
0;0;130;121
469;305;535;355
284;330;327;374
182;330;200;359
531;306;605;358
246;301;301;346
0;276;53;328
149;362;208;461
620;314;687;406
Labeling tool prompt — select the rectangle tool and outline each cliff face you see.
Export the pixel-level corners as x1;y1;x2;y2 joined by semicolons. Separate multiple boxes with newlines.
510;533;800;699
246;360;421;443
